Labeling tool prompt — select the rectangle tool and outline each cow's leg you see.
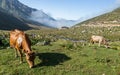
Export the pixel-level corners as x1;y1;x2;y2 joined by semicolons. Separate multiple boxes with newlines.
16;48;23;63
18;50;23;63
98;41;101;47
14;48;18;58
89;39;93;46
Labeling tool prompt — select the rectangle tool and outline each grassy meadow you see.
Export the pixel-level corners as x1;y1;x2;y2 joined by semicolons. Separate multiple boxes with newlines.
0;26;120;75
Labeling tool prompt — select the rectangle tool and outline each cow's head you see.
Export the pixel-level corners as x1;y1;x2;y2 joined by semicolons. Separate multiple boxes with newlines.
25;51;35;68
103;39;110;48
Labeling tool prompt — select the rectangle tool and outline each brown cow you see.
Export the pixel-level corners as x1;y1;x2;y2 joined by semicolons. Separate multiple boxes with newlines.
90;35;109;48
10;29;35;68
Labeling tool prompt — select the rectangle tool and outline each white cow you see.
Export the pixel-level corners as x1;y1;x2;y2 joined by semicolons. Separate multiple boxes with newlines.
90;35;109;48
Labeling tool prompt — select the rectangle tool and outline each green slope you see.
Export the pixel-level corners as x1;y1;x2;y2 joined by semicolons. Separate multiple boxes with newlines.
76;7;120;26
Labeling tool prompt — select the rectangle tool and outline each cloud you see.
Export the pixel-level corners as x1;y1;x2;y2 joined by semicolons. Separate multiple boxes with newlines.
29;10;77;28
29;10;57;27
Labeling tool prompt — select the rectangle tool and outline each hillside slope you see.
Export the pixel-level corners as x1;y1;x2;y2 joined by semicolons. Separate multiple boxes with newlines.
0;0;51;30
0;0;36;19
0;10;32;30
76;7;120;26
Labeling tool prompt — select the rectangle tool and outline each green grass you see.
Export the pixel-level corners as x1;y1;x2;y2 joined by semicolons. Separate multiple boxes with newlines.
1;42;120;75
0;26;120;75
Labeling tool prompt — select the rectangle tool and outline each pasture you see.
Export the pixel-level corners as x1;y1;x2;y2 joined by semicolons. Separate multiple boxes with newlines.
0;26;120;75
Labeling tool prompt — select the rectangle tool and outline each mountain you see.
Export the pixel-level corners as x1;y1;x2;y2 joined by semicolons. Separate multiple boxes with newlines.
0;0;39;30
0;0;52;30
0;9;31;30
0;0;36;19
15;0;77;28
0;0;77;29
76;7;120;26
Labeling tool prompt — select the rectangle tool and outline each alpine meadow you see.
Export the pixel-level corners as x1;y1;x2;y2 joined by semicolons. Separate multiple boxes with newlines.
0;0;120;75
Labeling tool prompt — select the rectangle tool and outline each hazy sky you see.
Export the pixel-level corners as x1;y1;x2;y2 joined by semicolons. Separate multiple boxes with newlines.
19;0;120;20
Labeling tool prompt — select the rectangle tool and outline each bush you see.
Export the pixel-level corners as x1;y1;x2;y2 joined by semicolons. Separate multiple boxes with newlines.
2;38;9;47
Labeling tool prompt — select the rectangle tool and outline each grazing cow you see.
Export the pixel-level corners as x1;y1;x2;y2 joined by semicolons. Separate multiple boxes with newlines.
90;35;109;48
10;29;35;68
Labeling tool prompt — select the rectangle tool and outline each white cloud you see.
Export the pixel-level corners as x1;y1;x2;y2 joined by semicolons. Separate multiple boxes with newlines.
29;10;77;28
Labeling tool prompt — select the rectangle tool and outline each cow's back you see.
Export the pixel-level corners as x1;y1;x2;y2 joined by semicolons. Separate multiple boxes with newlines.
10;29;23;48
10;31;18;47
91;35;104;42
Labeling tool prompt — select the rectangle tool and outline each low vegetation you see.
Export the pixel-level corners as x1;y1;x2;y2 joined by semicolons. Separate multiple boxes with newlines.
76;7;120;26
0;26;120;75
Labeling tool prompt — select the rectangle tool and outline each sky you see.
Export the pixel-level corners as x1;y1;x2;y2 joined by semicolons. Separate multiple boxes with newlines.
19;0;120;20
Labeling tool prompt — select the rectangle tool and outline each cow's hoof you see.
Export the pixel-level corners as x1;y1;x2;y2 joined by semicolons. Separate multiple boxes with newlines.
30;66;34;68
15;55;18;58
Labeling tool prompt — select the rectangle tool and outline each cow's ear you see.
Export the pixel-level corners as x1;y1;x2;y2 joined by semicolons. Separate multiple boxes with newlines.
23;50;27;53
24;50;29;53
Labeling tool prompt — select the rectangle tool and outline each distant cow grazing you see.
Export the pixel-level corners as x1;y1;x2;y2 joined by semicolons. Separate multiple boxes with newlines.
90;35;109;48
10;29;35;68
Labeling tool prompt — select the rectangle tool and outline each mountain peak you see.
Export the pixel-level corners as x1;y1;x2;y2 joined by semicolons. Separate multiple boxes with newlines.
0;0;36;18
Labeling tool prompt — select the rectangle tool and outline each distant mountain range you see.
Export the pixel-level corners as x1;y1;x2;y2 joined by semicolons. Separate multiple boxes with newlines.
0;0;119;30
0;0;45;30
76;7;120;26
0;0;78;30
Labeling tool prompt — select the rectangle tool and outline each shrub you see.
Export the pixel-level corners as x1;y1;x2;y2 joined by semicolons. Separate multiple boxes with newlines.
2;38;9;47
